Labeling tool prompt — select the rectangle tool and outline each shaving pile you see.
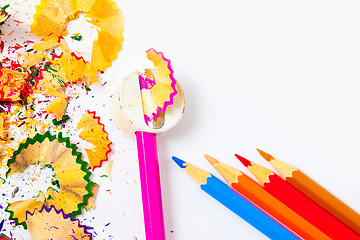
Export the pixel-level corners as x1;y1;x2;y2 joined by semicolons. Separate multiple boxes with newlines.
0;0;124;238
0;0;179;238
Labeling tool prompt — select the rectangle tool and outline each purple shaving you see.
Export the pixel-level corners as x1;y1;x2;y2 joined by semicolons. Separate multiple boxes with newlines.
26;205;93;239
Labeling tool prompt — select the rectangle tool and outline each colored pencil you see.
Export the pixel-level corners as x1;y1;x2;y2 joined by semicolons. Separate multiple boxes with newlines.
205;154;331;240
172;156;300;240
235;154;360;240
257;149;360;236
136;132;166;240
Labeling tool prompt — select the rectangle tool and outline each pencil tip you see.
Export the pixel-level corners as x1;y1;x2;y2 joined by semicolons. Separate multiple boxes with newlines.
204;154;219;166
235;154;252;167
256;149;274;161
172;156;186;168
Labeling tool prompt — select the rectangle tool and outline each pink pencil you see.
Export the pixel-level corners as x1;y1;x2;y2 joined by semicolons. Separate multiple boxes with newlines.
111;54;185;240
136;132;165;240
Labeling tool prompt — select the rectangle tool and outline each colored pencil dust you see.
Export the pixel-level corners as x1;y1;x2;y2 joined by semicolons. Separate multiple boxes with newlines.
236;154;360;240
257;149;360;236
204;154;331;240
172;156;300;240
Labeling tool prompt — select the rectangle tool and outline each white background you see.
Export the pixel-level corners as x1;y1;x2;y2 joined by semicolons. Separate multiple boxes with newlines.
2;0;360;239
119;1;360;239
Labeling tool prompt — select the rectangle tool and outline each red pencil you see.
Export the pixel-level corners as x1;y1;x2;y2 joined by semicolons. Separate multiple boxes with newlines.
257;149;360;235
235;154;360;240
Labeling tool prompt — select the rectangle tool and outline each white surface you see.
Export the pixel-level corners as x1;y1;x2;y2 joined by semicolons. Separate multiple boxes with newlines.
119;1;360;239
2;0;360;239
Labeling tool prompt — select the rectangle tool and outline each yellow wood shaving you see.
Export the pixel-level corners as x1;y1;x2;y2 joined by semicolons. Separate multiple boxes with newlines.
85;184;99;210
22;53;47;69
0;116;6;139
53;39;88;83
8;138;92;225
32;38;59;51
105;160;113;180
27;205;92;240
30;0;125;85
77;111;111;170
0;68;27;102
45;96;69;120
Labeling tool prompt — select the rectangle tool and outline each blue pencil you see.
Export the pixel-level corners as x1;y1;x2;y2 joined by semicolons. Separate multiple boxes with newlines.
172;156;299;240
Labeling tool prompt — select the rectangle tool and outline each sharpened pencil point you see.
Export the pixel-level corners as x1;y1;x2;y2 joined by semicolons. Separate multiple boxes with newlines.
172;156;186;168
257;149;274;162
235;154;252;167
204;154;219;166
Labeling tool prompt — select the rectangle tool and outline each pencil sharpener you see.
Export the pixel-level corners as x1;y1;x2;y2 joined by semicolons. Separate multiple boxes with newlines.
111;70;185;137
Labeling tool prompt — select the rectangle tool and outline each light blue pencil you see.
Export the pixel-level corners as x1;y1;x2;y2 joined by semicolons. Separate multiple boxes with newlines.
172;156;299;240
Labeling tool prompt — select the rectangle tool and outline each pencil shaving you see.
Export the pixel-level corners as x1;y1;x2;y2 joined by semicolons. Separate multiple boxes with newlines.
77;110;112;170
27;205;92;240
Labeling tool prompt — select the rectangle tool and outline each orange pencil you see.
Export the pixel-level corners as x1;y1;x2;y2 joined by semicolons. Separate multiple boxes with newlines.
257;149;360;236
236;154;360;240
204;155;331;240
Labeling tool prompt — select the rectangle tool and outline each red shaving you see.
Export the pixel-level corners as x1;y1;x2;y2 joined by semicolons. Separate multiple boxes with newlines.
77;110;112;170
